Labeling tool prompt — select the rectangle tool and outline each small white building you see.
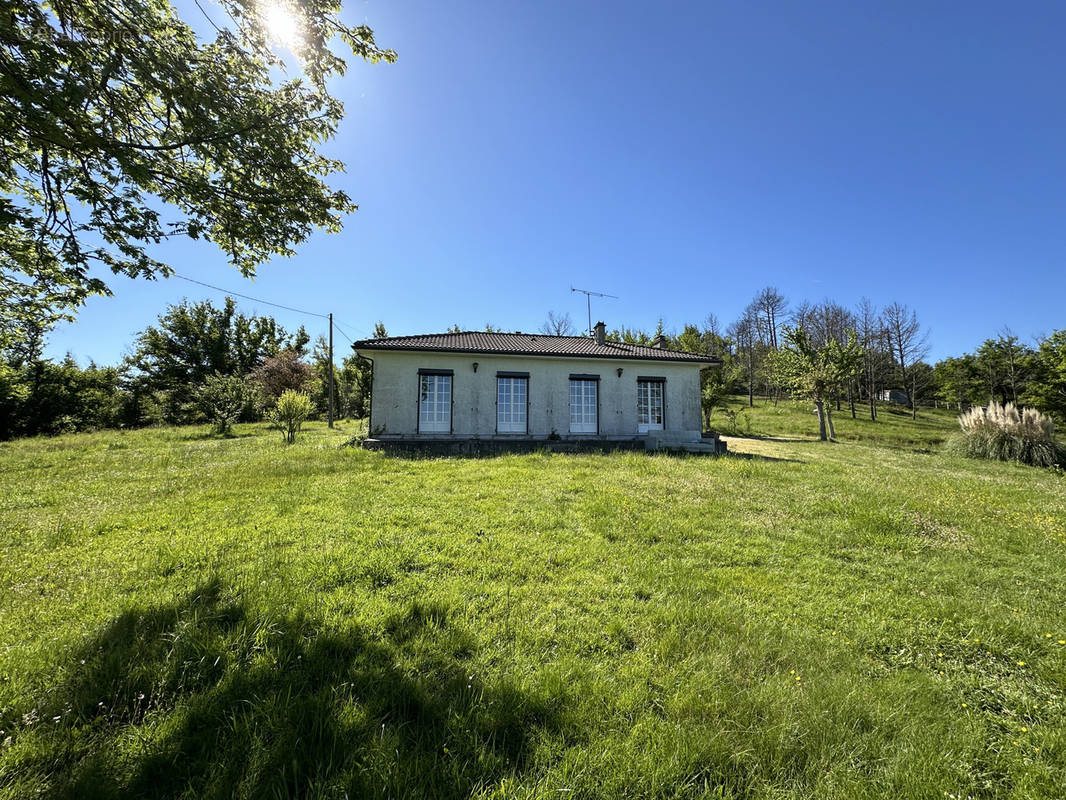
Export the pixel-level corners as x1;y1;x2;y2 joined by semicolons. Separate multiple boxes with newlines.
352;323;722;450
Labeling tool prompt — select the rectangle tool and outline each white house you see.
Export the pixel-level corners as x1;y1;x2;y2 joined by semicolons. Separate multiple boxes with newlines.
352;323;723;453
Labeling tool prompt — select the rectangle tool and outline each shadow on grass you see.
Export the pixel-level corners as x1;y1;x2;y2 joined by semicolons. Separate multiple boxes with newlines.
2;581;565;799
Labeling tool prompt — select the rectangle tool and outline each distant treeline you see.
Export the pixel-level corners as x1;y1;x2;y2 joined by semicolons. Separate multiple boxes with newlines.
0;298;373;440
543;288;1066;429
2;289;1064;440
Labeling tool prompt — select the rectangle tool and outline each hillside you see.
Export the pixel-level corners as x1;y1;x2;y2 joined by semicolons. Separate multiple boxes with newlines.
1;414;1064;799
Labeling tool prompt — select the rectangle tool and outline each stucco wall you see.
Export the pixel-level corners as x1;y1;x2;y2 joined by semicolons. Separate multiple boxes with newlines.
361;350;706;437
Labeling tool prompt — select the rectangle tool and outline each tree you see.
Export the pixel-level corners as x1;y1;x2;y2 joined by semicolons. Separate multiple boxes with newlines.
1025;329;1066;422
675;323;704;354
335;351;371;419
934;355;982;411
0;354;124;438
1;0;394;351
882;302;929;419
728;307;760;407
540;311;575;336
196;373;256;435
702;314;725;356
308;334;337;419
372;321;388;339
608;326;653;345
124;298;304;422
972;330;1031;406
752;287;787;350
250;349;313;407
700;362;741;430
772;327;864;441
996;328;1027;406
856;299;886;420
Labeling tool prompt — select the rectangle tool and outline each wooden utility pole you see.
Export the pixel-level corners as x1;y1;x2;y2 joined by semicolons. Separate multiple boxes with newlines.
328;312;335;428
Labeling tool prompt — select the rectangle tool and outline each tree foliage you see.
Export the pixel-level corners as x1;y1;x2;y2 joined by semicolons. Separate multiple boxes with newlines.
249;348;314;407
196;372;256;435
124;297;306;423
0;355;123;438
772;327;864;441
1025;330;1066;422
1;0;394;349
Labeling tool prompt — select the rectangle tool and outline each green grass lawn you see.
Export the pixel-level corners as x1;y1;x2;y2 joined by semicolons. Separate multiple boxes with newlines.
1;411;1064;799
711;395;963;449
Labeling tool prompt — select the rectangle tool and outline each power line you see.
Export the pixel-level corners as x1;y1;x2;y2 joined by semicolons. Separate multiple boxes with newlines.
168;271;364;421
333;319;356;339
333;324;356;345
170;271;330;320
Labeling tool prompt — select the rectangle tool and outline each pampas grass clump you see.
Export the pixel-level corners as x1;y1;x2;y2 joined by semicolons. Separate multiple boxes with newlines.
948;401;1062;467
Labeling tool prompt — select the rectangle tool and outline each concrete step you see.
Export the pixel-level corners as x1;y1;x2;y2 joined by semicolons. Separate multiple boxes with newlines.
650;441;716;454
680;442;715;453
646;430;704;448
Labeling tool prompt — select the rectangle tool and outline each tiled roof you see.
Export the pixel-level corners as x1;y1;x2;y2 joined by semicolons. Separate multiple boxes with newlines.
351;331;721;363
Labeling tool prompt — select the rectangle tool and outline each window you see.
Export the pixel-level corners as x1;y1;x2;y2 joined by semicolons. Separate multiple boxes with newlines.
637;379;664;432
418;373;451;432
497;376;528;433
569;378;598;433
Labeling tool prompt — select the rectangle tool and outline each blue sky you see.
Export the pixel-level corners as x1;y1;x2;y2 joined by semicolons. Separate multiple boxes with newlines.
45;0;1066;364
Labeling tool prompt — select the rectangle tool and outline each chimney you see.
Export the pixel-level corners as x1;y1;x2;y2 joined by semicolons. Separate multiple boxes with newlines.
654;334;669;349
593;321;606;345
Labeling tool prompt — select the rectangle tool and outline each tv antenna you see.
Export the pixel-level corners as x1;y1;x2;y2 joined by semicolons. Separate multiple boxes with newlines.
571;286;619;335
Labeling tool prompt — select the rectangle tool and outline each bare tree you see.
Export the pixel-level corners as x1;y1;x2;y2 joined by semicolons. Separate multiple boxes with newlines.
703;313;721;353
728;307;759;407
882;302;930;419
793;299;852;348
856;298;892;421
540;311;576;336
753;287;788;350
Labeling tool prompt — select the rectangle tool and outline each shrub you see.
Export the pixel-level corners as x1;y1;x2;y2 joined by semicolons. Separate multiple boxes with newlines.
273;390;313;444
721;407;752;436
948;401;1063;467
195;374;256;435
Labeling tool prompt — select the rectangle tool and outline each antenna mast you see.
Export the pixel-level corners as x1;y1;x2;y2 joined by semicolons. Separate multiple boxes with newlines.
570;286;619;335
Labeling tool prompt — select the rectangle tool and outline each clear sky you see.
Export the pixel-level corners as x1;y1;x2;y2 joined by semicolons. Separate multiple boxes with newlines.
45;0;1066;364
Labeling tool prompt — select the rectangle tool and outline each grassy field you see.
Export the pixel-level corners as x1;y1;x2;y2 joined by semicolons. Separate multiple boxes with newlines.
1;404;1064;799
711;395;962;449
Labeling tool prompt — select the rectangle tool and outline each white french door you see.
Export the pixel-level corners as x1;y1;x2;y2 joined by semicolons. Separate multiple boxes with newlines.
637;380;664;433
418;373;451;432
569;379;598;433
497;377;527;433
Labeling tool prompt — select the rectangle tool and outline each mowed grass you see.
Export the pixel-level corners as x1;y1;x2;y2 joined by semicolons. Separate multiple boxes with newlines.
712;395;962;449
0;413;1064;799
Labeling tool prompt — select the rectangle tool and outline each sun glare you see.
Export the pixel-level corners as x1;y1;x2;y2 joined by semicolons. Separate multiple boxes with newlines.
261;1;303;50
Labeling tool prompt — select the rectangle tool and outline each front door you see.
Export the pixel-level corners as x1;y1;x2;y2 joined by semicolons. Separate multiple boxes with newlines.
637;380;664;433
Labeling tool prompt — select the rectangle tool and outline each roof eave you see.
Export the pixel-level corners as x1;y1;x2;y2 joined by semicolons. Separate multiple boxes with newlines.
351;343;720;365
